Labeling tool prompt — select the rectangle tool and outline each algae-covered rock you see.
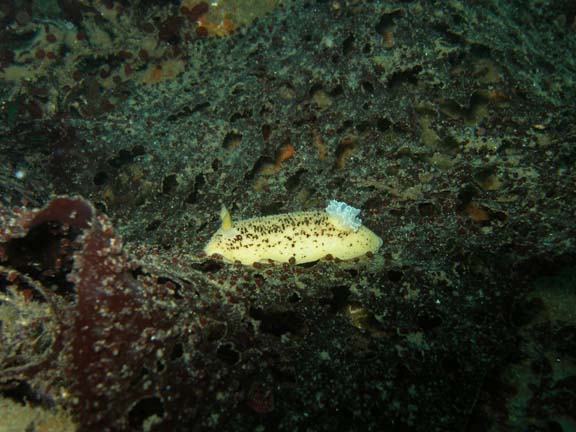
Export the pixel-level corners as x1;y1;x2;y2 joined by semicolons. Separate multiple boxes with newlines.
1;0;575;430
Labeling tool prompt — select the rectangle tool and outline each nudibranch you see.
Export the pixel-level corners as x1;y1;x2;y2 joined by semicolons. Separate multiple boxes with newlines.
204;200;383;265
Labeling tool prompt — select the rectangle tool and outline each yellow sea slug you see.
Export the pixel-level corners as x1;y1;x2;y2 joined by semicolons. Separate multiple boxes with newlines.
204;200;383;265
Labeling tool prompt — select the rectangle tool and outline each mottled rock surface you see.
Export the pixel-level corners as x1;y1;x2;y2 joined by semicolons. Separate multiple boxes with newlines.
1;0;575;431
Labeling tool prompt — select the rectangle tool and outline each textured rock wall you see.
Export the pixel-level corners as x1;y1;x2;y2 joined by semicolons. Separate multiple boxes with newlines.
1;0;575;431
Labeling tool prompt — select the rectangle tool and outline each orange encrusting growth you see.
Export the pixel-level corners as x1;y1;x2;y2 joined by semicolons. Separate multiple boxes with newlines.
196;14;235;37
253;143;295;191
274;143;294;168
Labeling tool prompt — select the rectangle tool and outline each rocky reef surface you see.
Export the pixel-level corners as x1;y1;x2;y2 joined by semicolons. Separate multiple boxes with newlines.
1;0;575;430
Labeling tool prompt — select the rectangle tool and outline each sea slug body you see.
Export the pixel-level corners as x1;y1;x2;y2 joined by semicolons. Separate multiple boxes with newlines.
204;200;383;265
